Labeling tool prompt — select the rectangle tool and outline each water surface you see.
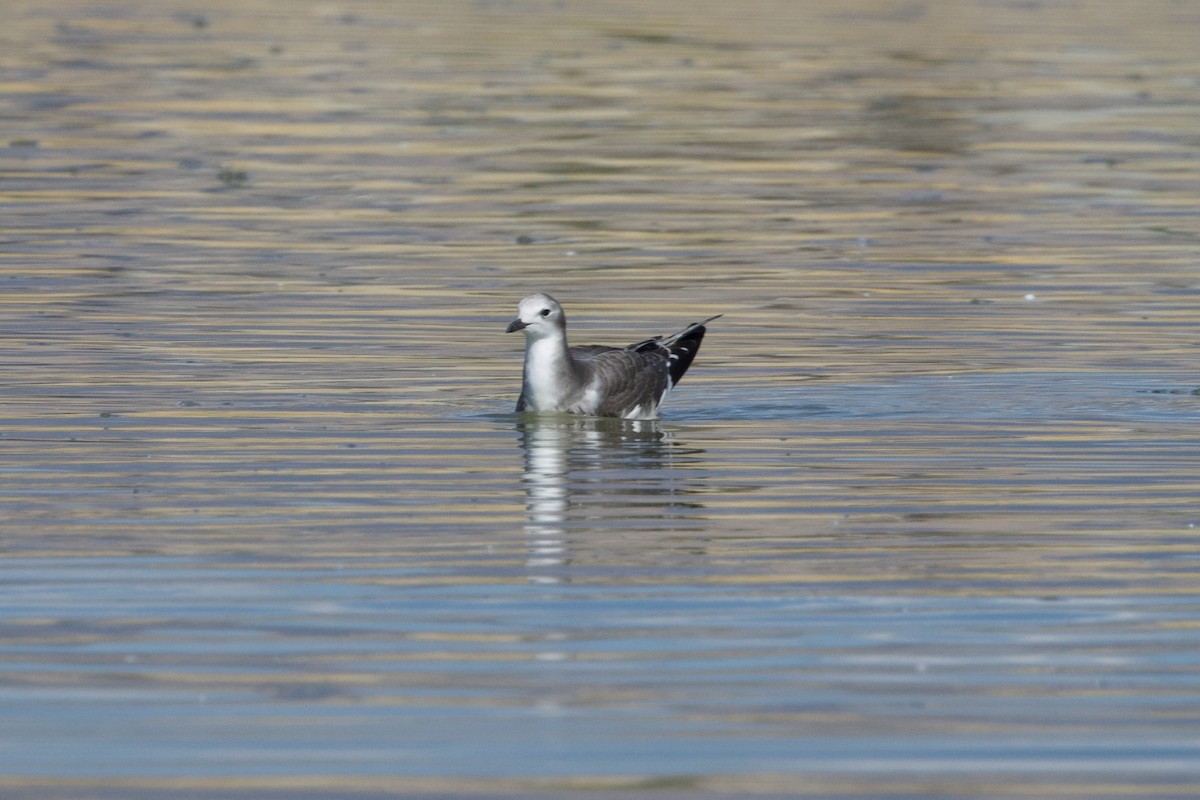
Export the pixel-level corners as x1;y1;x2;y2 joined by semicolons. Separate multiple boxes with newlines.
2;1;1198;797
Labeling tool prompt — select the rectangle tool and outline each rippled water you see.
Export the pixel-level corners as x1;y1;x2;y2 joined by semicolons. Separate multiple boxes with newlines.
2;0;1199;797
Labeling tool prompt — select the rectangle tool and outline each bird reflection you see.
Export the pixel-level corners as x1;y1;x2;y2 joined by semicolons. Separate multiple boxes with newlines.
516;415;706;584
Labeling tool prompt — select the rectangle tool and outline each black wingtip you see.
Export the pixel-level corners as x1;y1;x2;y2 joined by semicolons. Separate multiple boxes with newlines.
666;325;707;387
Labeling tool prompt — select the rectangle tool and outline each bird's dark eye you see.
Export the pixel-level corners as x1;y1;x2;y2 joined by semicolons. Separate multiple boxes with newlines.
539;308;551;317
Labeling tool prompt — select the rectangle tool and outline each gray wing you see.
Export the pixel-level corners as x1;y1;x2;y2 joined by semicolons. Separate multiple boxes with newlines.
571;346;670;417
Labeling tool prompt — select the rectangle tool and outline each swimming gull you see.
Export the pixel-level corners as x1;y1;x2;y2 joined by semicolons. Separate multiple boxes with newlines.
505;293;719;420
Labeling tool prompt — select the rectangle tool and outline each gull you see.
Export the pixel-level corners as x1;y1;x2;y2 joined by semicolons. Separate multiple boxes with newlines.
505;293;719;420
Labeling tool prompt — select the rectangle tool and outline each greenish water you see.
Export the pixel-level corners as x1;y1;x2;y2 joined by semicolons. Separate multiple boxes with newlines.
1;1;1198;797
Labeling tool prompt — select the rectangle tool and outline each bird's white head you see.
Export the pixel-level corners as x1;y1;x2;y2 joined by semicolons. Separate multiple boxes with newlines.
505;293;566;339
